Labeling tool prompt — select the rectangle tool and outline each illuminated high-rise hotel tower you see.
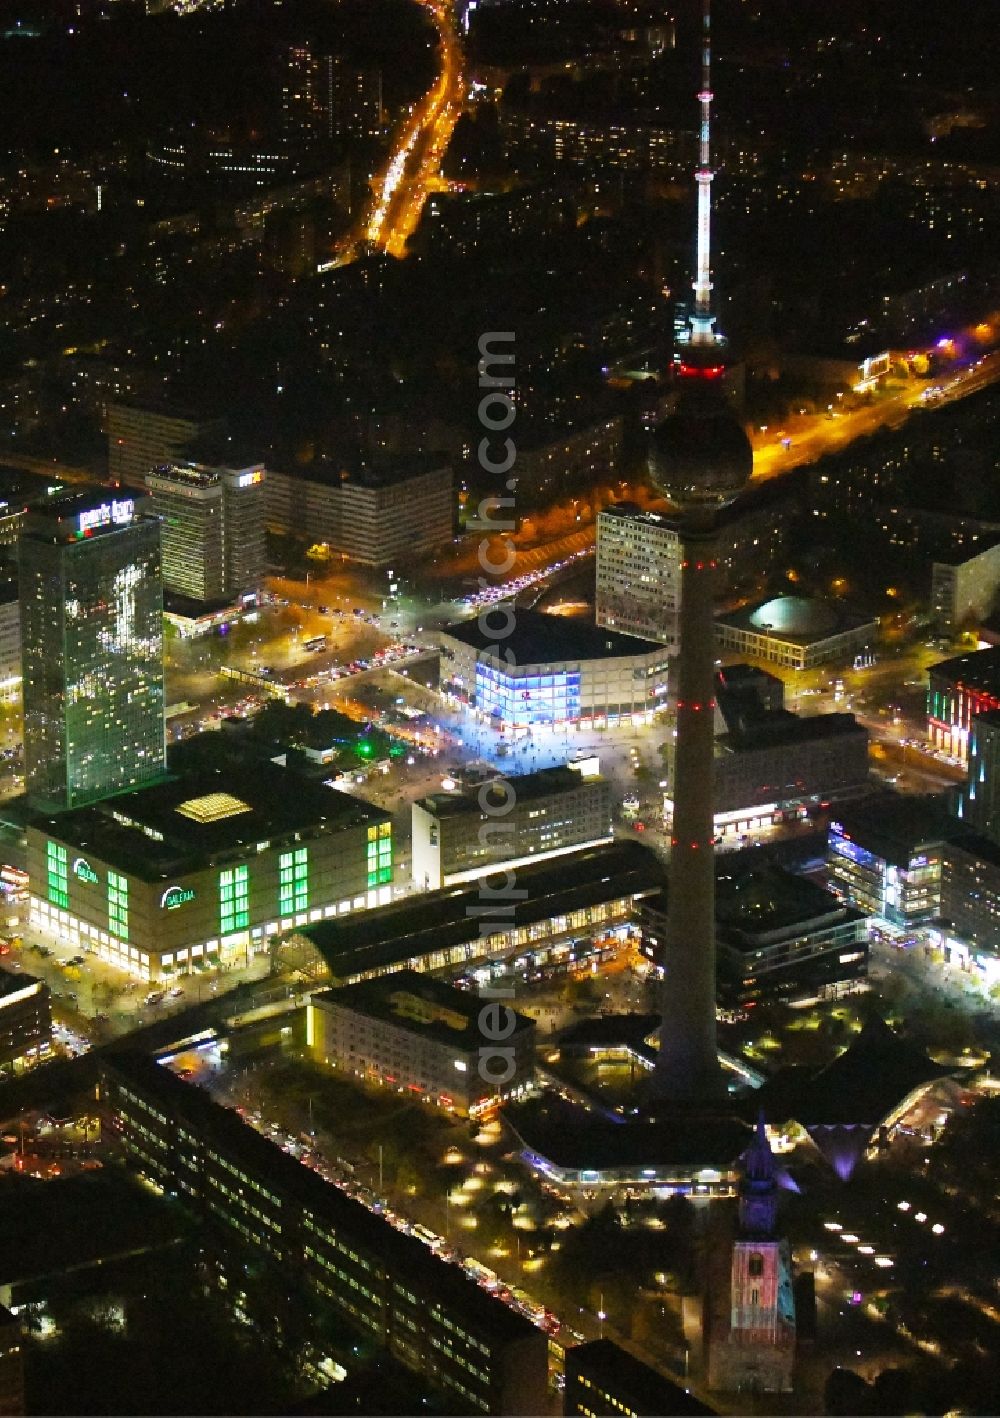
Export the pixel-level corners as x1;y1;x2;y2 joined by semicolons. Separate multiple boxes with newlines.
19;488;166;811
649;0;753;1102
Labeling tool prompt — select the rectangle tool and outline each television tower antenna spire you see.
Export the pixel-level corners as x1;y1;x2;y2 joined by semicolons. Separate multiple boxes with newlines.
691;0;717;344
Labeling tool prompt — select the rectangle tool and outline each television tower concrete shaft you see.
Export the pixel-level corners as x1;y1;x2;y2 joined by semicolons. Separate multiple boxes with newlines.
646;2;753;1105
692;0;715;344
648;389;751;1102
659;512;725;1098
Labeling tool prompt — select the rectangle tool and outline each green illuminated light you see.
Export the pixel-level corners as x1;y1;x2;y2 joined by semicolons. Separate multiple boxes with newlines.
220;864;249;934
279;847;308;916
108;870;129;941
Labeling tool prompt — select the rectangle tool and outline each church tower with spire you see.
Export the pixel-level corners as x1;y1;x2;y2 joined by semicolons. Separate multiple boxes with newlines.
706;1115;796;1394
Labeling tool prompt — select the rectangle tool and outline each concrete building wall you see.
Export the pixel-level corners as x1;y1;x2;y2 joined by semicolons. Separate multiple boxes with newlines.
0;595;20;700
712;728;871;814
439;634;671;728
265;463;452;567
26;817;393;980
931;541;1000;630
596;509;680;648
411;775;612;889
308;992;535;1116
107;404;226;488
714;620;875;670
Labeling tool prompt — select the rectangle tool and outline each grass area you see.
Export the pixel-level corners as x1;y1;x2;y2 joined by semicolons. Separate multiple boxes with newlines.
235;1056;460;1193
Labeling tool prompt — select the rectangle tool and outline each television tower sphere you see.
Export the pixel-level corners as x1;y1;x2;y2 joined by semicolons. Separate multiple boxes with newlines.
648;372;754;509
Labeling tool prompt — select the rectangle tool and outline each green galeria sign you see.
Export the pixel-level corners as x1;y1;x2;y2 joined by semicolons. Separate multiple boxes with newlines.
161;885;196;910
73;857;99;885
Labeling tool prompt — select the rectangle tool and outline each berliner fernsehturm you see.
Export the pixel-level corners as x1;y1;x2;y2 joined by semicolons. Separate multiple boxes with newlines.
649;0;753;1103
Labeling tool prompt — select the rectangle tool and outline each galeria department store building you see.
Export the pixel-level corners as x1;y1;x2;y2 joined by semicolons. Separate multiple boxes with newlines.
25;764;393;981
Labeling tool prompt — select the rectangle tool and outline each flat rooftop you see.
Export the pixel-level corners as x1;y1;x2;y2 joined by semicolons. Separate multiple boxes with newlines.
645;866;863;943
31;761;389;881
944;830;1000;871
21;486;154;545
505;1093;750;1171
103;1053;538;1344
269;452;447;490
932;538;1000;567
305;839;663;979
720;710;866;753
830;793;961;866
421;764;602;818
442;608;663;664
930;646;1000;691
0;964;44;1001
714;867;864;947
569;1340;716;1416
313;970;534;1049
601;477;797;529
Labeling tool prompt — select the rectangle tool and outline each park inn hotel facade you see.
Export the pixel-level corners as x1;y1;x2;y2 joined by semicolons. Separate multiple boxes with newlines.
25;764;393;982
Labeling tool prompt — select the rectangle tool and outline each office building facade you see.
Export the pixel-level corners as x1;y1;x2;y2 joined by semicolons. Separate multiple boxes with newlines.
564;1339;714;1418
827;801;950;931
595;504;681;650
265;457;452;567
662;665;869;841
411;765;612;890
596;495;790;649
959;709;1000;838
26;764;393;980
0;966;51;1073
145;461;265;602
937;834;1000;986
308;971;536;1116
102;1053;548;1415
928;647;1000;765
0;590;20;701
931;540;1000;632
439;610;671;730
282;44;382;143
107;402;226;488
19;490;166;811
641;870;869;1007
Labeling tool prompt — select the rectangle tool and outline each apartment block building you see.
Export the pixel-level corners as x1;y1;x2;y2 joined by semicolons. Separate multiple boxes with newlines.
411;765;612;890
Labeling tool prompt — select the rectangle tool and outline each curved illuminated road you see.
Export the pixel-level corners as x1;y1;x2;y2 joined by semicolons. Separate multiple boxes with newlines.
750;328;1000;483
344;0;463;262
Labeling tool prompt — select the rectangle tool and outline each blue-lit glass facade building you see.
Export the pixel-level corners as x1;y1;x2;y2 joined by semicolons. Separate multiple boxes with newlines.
439;610;670;730
827;817;944;930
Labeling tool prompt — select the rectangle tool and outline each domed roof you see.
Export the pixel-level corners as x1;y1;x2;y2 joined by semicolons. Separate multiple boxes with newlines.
648;380;753;508
748;596;838;637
